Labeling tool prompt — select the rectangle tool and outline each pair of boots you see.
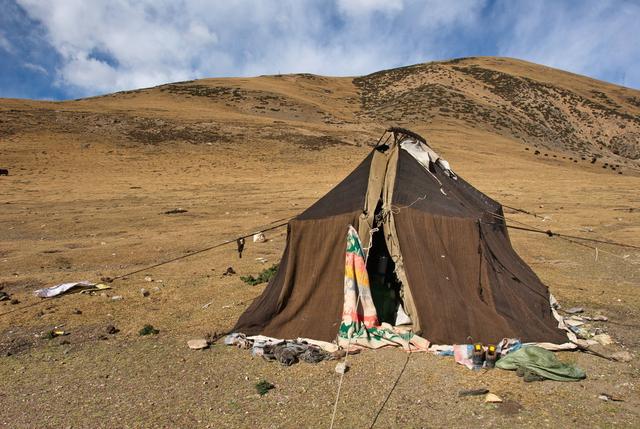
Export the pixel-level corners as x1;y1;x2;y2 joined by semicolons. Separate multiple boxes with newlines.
472;343;498;370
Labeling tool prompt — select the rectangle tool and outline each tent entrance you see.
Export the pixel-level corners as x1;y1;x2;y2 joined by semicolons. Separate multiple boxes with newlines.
366;225;403;325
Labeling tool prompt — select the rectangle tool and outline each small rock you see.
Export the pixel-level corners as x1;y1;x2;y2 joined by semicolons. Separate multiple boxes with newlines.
335;362;350;374
592;334;613;346
253;232;266;243
598;393;623;402
610;351;632;363
144;276;153;282
72;309;82;315
485;393;503;403
164;208;188;214
111;295;123;301
330;349;361;359
140;288;150;297
188;339;209;350
586;315;608;322
106;325;118;335
459;388;489;397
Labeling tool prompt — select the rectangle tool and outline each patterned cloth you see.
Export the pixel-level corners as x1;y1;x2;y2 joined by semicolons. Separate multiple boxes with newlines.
338;226;430;351
341;225;378;330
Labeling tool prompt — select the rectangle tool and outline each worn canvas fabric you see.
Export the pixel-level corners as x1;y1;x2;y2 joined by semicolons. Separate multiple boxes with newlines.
233;129;568;346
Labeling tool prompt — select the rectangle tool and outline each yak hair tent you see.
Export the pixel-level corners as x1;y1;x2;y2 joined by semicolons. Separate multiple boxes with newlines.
233;127;568;348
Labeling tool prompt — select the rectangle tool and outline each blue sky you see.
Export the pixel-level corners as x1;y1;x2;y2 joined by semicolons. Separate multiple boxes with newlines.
1;0;639;100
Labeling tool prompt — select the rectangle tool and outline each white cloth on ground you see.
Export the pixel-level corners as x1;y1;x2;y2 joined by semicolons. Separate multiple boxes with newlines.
34;281;96;298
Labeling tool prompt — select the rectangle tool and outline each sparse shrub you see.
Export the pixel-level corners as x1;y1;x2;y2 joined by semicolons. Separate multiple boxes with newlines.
139;324;159;336
255;380;275;396
241;264;279;286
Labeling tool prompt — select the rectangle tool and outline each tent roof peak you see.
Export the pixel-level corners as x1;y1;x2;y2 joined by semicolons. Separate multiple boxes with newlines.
387;127;426;144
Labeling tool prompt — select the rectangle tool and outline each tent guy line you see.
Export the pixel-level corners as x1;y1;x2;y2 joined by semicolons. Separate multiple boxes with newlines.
0;218;293;319
105;217;294;282
486;209;640;252
0;200;635;322
502;204;547;220
485;212;638;263
503;224;640;250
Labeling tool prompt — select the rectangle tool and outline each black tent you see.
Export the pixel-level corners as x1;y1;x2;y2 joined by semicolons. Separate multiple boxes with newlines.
234;128;567;345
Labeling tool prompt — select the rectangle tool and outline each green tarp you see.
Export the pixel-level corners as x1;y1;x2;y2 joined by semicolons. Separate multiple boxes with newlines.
496;346;586;382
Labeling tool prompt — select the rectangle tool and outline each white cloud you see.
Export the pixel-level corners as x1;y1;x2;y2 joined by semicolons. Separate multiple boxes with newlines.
15;0;486;96
17;0;222;94
0;32;14;54
12;0;640;97
22;62;48;74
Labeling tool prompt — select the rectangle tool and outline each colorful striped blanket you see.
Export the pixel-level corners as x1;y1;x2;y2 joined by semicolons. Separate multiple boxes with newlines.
338;226;429;351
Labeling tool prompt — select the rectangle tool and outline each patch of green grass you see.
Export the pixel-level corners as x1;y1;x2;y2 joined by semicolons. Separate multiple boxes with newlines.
240;264;279;286
255;380;275;396
138;324;159;336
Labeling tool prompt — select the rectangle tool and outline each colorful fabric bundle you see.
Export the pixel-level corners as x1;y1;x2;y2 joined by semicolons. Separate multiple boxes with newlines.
341;225;378;330
338;226;429;351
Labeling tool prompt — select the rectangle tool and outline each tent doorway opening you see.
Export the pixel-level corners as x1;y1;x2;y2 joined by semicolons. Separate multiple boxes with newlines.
366;223;406;325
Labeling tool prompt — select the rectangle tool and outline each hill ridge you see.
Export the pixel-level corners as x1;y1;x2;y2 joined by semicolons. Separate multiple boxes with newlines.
1;56;639;168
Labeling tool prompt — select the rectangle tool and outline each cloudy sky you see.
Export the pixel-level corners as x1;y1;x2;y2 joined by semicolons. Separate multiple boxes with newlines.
1;0;639;100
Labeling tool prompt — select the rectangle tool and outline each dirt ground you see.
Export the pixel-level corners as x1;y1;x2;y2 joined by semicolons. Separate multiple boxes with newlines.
1;57;639;428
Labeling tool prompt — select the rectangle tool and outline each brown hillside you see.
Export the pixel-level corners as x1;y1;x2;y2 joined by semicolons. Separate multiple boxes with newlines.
355;57;640;163
2;57;639;166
